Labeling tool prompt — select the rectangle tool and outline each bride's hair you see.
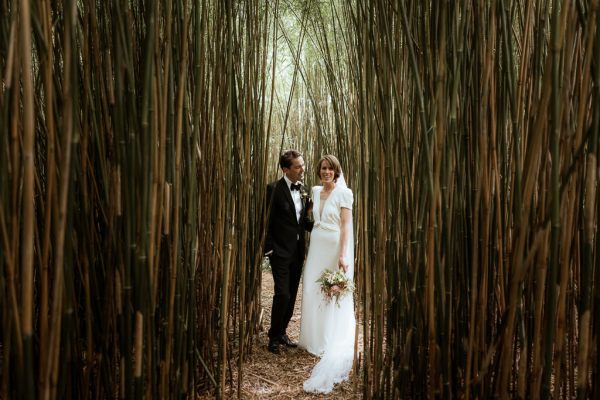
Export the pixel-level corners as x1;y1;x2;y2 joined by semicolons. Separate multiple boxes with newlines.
316;155;342;181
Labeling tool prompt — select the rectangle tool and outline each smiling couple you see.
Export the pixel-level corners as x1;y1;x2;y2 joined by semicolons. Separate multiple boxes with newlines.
264;149;356;394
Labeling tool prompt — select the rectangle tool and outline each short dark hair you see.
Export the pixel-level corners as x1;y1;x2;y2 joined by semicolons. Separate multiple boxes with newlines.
279;149;303;170
316;155;342;181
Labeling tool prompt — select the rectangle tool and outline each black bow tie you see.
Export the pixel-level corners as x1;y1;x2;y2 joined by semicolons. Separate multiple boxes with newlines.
291;183;301;191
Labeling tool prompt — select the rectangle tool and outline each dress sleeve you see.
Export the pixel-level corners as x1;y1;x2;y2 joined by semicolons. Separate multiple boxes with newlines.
339;188;353;210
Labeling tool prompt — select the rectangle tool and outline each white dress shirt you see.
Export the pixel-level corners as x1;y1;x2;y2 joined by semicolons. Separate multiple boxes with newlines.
284;175;303;223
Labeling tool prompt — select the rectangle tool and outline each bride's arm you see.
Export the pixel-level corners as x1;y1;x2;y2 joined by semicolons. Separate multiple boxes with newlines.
338;207;352;272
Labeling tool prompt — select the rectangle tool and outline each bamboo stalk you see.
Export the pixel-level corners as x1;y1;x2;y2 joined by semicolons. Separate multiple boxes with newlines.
38;0;55;394
162;5;191;397
43;2;77;399
19;0;35;395
541;1;566;396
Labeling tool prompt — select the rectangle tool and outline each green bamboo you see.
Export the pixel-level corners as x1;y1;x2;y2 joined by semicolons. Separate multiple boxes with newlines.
541;1;565;396
18;0;35;397
579;3;600;399
0;1;598;399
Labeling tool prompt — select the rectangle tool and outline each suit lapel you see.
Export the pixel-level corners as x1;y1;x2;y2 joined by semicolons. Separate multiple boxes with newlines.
277;178;298;224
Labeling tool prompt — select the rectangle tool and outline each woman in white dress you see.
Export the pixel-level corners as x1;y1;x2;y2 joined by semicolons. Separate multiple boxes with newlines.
299;155;356;394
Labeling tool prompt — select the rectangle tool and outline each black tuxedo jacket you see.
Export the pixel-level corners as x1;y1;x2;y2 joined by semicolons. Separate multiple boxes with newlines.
264;178;313;261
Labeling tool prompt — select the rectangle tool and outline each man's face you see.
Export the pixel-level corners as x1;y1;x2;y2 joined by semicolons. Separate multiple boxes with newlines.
283;156;305;183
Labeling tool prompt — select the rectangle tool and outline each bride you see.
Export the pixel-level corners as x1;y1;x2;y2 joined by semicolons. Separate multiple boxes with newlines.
299;154;356;394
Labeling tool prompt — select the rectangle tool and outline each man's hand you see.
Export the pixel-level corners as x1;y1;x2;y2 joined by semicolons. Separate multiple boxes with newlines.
305;197;313;211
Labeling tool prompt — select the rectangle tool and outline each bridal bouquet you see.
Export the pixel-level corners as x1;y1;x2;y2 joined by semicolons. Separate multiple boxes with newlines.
316;269;354;306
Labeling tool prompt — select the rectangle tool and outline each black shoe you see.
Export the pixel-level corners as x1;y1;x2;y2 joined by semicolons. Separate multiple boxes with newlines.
279;334;297;348
268;339;280;354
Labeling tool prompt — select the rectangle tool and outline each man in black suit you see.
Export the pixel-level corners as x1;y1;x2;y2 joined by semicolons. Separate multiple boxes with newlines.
264;149;313;354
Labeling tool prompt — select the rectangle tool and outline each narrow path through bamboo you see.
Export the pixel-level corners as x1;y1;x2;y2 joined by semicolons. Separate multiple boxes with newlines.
204;271;362;399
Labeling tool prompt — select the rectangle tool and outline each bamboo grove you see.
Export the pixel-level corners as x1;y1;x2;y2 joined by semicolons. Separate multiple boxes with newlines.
274;0;600;398
1;0;274;398
1;0;599;399
345;0;599;398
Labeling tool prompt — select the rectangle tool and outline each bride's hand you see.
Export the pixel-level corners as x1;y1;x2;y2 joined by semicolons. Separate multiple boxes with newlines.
338;256;348;273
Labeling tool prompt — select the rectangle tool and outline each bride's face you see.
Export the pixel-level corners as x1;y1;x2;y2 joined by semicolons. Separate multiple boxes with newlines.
319;161;335;184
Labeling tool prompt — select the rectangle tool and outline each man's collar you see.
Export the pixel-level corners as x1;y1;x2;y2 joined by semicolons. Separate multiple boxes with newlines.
283;175;292;188
283;175;303;190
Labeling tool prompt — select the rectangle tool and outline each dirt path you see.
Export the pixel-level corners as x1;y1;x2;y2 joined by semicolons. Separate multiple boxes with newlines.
220;271;362;399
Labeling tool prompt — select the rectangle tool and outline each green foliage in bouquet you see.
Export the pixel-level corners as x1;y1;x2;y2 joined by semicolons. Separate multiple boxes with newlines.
316;269;355;306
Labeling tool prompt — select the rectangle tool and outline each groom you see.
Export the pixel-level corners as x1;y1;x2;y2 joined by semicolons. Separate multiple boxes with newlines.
264;149;313;354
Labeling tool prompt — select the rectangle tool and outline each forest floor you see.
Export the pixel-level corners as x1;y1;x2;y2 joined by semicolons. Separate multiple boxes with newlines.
208;270;363;399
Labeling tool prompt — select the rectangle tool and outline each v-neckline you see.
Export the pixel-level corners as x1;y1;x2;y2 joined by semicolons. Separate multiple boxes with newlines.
318;186;336;220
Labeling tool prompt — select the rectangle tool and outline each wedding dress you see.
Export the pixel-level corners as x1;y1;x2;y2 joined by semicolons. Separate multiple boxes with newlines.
299;182;355;394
